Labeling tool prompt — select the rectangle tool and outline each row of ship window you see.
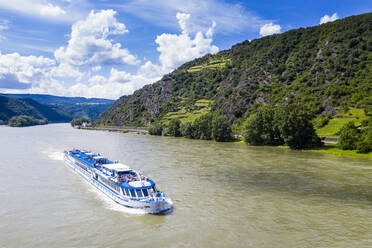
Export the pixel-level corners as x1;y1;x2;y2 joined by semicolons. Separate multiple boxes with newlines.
123;187;150;198
98;176;121;192
98;175;152;198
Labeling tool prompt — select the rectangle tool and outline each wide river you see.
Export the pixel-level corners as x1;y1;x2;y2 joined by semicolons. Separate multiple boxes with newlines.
1;124;372;247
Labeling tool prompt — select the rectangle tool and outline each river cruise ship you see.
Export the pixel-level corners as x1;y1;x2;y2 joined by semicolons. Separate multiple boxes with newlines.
64;149;172;214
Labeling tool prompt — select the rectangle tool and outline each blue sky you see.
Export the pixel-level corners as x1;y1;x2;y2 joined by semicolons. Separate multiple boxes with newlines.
0;0;370;99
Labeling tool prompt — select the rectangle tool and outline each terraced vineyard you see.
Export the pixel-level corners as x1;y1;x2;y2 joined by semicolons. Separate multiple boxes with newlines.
162;99;213;123
186;57;230;72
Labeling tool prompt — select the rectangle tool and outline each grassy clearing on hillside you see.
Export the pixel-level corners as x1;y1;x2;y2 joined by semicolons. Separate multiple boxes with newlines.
162;99;213;124
187;57;230;72
316;108;367;136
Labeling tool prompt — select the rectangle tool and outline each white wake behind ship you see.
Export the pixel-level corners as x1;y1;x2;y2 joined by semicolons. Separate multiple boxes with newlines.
64;149;173;214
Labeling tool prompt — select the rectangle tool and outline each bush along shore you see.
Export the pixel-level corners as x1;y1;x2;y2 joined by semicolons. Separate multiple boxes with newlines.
149;113;233;142
147;104;372;156
310;112;372;156
8;115;48;127
149;104;321;149
71;117;92;128
337;118;372;153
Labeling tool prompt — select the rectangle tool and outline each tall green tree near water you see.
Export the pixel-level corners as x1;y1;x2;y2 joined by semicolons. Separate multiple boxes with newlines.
338;121;361;150
212;115;232;142
180;121;194;138
243;105;321;149
279;105;322;149
148;122;163;136
356;130;372;153
168;119;181;137
243;106;283;145
192;113;213;140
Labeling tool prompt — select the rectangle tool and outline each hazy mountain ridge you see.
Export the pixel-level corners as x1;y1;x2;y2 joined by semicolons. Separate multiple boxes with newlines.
0;96;71;123
97;13;371;126
1;94;115;120
0;94;114;105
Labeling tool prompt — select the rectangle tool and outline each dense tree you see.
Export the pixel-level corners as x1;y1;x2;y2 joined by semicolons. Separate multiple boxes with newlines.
242;114;263;145
356;117;372;153
338;121;361;150
192;113;213;140
243;106;283;145
243;105;321;149
356;130;372;153
212;115;232;142
168;119;181;137
148;122;163;136
180;121;194;138
279;105;322;149
71;117;91;127
8;115;47;127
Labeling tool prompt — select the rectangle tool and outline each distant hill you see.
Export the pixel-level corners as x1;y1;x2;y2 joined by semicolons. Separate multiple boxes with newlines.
1;93;114;104
0;96;71;124
96;13;372;127
1;94;115;120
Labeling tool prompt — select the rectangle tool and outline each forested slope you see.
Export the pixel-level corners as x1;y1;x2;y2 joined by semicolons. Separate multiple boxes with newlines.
0;96;71;124
97;13;372;127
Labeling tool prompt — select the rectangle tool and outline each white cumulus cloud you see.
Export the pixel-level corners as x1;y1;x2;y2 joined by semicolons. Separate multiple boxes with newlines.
80;12;219;99
40;3;66;17
0;51;55;85
259;22;281;37
319;13;339;24
155;12;218;71
0;11;219;99
54;9;139;67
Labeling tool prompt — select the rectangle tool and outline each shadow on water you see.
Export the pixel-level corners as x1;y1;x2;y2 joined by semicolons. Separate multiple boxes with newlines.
153;207;174;216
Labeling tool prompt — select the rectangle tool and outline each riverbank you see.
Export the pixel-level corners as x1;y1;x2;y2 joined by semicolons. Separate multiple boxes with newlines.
236;140;372;158
78;125;148;134
79;125;371;158
308;144;372;158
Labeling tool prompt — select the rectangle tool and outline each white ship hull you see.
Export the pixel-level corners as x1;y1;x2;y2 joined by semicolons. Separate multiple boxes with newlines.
64;154;172;214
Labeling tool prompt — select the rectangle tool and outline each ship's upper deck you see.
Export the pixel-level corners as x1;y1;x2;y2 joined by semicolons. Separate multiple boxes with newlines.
68;149;155;189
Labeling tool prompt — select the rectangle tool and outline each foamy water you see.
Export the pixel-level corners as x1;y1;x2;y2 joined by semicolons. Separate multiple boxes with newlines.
86;178;173;215
88;185;148;215
47;151;65;161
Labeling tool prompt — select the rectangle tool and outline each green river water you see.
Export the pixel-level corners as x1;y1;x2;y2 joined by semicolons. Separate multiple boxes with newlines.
0;124;372;247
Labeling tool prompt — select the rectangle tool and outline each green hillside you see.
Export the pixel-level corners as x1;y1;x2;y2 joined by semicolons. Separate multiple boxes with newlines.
96;13;372;128
0;96;71;124
1;94;114;120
